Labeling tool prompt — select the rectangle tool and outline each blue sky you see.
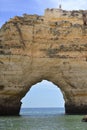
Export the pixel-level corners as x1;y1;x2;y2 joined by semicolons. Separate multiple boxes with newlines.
21;80;65;108
0;0;87;27
0;0;87;108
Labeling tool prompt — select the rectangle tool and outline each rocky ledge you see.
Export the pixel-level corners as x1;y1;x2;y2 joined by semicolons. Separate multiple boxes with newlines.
0;9;87;115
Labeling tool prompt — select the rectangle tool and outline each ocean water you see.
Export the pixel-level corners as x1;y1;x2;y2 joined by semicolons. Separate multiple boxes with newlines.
0;108;87;130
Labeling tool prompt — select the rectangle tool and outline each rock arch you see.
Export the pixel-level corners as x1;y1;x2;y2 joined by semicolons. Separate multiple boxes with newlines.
0;10;87;115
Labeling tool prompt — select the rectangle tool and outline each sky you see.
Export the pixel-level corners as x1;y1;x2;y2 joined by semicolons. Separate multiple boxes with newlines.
0;0;87;108
0;0;87;27
21;80;64;108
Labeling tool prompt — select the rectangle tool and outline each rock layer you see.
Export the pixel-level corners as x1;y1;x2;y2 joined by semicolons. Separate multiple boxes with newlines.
0;9;87;115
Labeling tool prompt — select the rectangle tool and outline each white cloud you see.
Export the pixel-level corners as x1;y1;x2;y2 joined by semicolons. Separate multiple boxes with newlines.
49;0;87;10
63;0;87;10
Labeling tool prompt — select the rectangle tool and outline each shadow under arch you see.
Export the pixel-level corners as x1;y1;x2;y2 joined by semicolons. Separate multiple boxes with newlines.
20;80;65;115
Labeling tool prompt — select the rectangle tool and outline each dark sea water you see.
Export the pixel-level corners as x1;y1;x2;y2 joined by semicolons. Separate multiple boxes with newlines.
0;108;87;130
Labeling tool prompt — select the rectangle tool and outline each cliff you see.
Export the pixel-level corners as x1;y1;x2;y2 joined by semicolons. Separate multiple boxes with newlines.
0;9;87;115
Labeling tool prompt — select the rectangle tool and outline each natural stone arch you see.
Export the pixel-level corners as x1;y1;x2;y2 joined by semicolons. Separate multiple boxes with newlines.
0;9;87;115
21;80;65;109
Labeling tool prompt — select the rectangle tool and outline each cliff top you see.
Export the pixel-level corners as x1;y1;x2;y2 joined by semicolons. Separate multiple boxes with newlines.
0;8;87;56
4;8;86;26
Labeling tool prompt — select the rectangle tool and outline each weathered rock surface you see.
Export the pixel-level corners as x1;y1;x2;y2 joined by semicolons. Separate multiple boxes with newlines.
82;115;87;122
0;9;87;115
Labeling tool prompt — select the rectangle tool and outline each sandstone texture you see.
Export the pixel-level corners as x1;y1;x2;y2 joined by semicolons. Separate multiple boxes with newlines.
0;8;87;115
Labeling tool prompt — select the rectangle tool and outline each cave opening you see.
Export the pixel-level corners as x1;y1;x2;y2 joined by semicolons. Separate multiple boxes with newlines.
20;80;65;115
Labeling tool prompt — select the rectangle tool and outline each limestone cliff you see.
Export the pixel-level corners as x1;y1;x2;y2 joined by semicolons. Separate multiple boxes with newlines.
0;9;87;115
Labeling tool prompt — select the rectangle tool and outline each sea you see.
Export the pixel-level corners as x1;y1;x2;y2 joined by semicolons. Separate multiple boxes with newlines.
0;108;87;130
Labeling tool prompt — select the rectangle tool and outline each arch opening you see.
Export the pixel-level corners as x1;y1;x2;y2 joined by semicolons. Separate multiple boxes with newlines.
20;80;65;114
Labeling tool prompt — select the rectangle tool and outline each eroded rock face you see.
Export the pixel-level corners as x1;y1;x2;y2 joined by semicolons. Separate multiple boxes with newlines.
0;9;87;115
